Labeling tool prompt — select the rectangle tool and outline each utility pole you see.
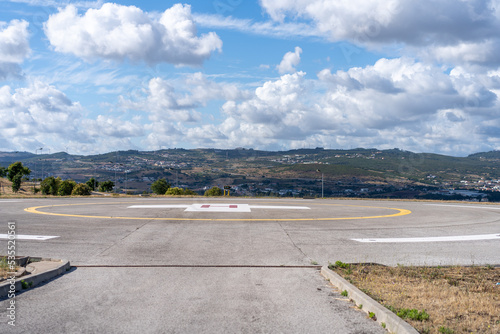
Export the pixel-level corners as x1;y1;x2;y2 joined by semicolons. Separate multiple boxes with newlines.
169;168;179;187
40;148;44;180
114;151;119;193
317;169;324;198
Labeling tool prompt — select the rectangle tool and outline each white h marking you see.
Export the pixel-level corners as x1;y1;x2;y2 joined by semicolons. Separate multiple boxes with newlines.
352;234;500;243
0;234;59;241
128;204;311;213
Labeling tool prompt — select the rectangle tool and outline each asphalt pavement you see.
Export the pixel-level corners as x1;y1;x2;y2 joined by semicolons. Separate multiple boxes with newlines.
1;197;498;333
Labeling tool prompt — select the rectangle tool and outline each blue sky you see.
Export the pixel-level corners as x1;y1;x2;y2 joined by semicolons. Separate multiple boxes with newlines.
1;0;500;156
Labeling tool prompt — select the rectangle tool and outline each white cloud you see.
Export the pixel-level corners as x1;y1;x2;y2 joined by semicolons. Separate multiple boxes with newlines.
0;19;30;79
179;57;499;154
260;0;499;44
193;13;324;39
0;81;146;153
277;46;302;74
0;81;87;151
260;0;500;67
0;20;30;63
420;40;500;67
184;72;250;103
122;73;250;124
44;3;222;66
83;115;144;138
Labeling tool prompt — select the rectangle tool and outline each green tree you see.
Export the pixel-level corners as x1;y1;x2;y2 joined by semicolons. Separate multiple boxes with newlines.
86;177;99;191
151;178;170;195
98;180;114;192
11;174;22;193
0;166;6;178
7;162;31;181
58;180;76;196
204;186;223;197
40;176;61;195
72;183;92;196
7;162;31;193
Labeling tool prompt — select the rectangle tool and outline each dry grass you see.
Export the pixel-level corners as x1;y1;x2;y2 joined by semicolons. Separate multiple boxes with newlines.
0;177;35;197
0;257;17;280
331;263;500;334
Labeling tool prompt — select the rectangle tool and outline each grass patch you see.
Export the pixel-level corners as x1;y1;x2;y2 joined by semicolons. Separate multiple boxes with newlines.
0;257;17;279
331;263;499;334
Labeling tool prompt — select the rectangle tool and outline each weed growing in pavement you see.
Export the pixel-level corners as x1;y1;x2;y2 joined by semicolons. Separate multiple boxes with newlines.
368;312;376;319
335;260;351;269
386;306;429;321
329;261;349;270
341;290;348;297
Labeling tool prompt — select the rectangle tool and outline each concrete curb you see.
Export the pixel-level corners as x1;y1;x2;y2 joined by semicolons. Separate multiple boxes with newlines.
0;258;70;298
321;266;419;334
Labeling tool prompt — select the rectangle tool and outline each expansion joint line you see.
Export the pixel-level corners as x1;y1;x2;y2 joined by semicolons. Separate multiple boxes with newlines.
97;218;157;256
73;265;322;269
278;222;310;262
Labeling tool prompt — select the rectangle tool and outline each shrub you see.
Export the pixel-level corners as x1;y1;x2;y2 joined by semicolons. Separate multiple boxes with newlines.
86;177;99;191
165;187;183;195
40;176;61;195
204;186;223;196
58;180;76;196
72;183;92;196
165;187;198;196
183;189;197;196
98;180;114;192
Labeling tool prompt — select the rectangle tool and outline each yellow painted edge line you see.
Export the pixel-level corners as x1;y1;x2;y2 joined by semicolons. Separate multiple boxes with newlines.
24;202;412;221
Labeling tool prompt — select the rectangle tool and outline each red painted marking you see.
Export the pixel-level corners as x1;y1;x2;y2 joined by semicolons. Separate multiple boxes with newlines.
201;205;210;208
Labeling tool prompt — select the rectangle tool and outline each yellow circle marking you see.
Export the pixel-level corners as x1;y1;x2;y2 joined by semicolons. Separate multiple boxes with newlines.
24;202;411;221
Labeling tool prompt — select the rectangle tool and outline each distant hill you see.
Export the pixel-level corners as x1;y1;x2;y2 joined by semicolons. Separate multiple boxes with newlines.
468;150;500;160
0;151;35;163
0;148;499;197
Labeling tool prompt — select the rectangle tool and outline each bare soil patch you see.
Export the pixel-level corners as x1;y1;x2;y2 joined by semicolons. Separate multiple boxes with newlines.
331;263;499;334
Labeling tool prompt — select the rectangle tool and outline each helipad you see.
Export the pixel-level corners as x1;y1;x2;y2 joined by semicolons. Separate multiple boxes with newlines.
2;197;499;333
24;201;412;221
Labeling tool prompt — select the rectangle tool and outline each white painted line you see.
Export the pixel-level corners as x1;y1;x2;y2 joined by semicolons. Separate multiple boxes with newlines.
425;204;500;210
185;204;251;212
128;205;190;209
352;234;500;243
0;234;60;241
249;206;310;210
128;204;311;212
0;200;22;203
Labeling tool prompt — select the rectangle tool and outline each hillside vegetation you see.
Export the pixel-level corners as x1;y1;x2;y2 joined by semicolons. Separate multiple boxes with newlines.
1;148;499;199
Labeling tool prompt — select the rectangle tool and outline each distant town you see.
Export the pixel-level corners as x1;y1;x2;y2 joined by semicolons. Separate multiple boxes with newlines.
1;147;499;201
